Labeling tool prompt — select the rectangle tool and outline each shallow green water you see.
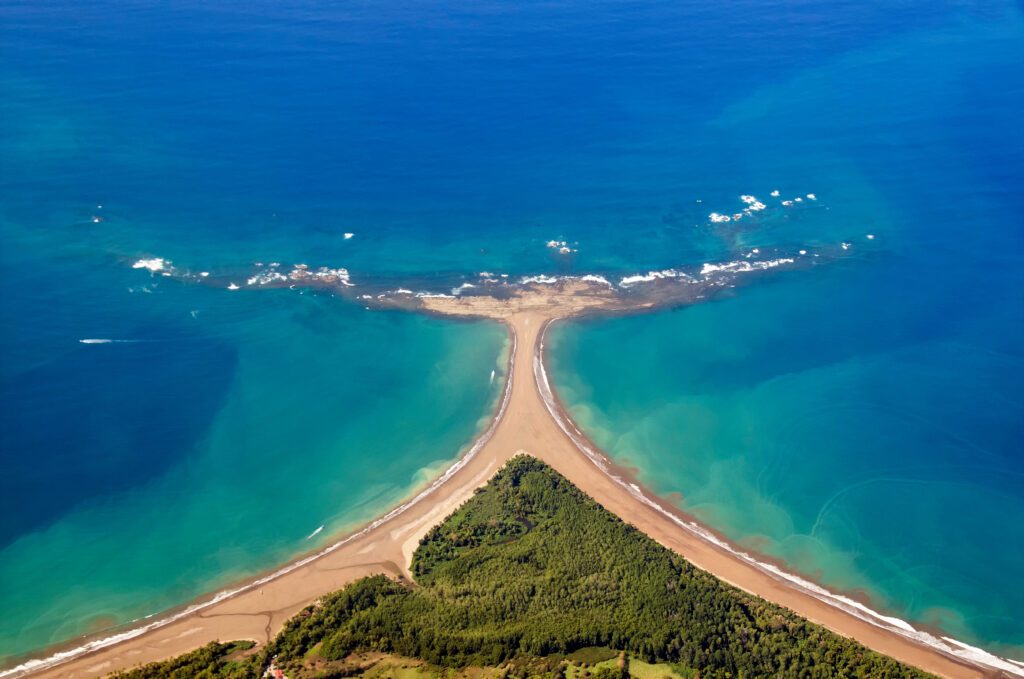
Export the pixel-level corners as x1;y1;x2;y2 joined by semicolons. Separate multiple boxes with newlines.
0;288;506;660
547;264;1024;659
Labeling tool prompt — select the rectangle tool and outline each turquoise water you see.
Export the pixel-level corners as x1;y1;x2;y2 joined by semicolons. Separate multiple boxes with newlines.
546;15;1024;654
0;265;507;659
543;5;1024;662
2;0;1023;668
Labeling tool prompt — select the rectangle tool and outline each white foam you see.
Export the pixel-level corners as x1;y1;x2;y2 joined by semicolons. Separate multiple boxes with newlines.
131;258;167;273
866;234;875;240
578;274;613;287
770;189;780;197
343;232;355;240
700;257;794;277
841;242;851;250
227;283;240;290
520;275;559;285
451;282;476;295
546;239;577;254
199;272;209;277
806;193;817;200
708;212;731;223
618;268;685;287
246;271;288;286
288;265;354;287
79;339;112;344
306;525;324;540
739;196;766;212
782;200;793;207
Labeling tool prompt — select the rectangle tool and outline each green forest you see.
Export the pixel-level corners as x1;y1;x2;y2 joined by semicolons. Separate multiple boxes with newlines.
113;456;932;679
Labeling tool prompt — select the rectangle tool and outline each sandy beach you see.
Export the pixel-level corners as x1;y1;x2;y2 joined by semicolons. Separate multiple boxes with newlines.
11;284;1009;679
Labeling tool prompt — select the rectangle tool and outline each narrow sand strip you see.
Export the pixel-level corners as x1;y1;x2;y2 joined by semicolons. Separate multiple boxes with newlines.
8;300;1010;678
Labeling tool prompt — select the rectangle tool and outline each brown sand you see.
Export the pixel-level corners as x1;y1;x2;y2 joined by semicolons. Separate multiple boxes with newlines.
21;285;999;678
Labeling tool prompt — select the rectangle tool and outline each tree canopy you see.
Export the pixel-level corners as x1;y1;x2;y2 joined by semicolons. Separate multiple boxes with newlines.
113;456;932;679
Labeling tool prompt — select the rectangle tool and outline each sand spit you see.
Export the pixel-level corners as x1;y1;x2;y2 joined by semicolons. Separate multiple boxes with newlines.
8;281;1018;679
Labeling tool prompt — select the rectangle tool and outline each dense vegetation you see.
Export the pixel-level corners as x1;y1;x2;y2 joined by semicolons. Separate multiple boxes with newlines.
113;456;932;678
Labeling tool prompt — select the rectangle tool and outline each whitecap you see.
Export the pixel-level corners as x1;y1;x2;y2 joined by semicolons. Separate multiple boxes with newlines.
520;275;559;285
578;274;613;287
700;257;795;277
739;195;766;212
132;258;167;273
618;268;685;287
247;271;288;286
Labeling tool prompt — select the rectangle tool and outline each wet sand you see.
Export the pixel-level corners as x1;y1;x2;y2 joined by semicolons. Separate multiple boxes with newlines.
14;284;1003;678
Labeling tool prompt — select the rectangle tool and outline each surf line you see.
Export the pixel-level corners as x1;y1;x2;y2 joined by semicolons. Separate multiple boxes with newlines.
531;318;1024;679
0;326;517;679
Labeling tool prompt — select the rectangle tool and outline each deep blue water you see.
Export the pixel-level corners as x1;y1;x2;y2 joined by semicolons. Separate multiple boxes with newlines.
2;0;1022;666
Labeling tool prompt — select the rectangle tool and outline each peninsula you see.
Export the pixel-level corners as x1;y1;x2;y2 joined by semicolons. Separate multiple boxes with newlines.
11;278;1011;678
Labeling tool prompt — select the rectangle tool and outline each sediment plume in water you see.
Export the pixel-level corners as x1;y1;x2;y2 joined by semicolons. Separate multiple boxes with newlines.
12;236;1023;679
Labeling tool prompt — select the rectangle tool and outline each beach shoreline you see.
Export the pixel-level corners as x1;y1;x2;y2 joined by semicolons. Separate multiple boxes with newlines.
533;318;1021;678
5;294;1019;679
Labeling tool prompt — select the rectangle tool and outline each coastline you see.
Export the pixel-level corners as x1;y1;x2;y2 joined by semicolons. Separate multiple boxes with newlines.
0;327;519;679
534;318;1023;678
5;302;1019;678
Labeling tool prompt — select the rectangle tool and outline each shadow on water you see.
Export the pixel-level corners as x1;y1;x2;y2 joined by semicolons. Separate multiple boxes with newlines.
0;332;237;548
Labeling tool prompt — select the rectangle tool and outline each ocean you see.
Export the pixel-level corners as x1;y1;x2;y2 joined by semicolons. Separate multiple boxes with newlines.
2;0;1022;667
